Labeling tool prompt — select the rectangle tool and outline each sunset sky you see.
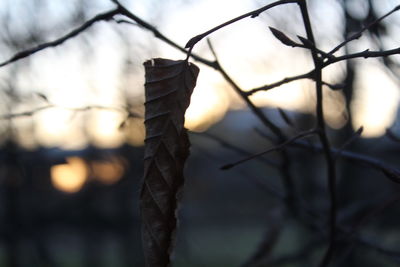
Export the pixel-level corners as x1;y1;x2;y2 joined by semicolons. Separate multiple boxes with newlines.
0;0;399;151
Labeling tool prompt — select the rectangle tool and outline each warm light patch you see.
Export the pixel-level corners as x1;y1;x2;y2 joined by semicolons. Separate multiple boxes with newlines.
91;157;125;185
34;108;88;149
352;64;400;137
87;110;125;148
322;89;348;129
123;118;146;147
51;157;88;193
185;81;229;132
35;109;71;141
249;81;309;111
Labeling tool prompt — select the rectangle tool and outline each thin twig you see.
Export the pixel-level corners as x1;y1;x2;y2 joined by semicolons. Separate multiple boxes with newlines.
221;129;316;170
246;71;344;96
328;5;400;56
251;128;400;265
206;39;297;211
0;104;131;120
112;0;217;68
185;0;298;50
0;8;120;68
329;47;400;63
0;1;217;69
291;140;400;184
0;105;54;119
246;5;400;96
114;0;297;210
191;131;280;168
334;126;363;161
269;26;335;60
112;18;139;26
297;1;337;266
246;71;313;96
246;45;400;96
206;39;285;139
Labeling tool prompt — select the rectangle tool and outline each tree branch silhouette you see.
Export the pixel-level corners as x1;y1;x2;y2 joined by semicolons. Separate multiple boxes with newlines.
221;129;316;170
184;0;298;50
0;8;120;68
0;104;134;120
296;2;337;265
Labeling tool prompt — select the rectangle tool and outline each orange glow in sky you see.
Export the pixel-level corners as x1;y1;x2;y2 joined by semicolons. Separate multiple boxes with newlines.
51;157;88;193
4;0;400;149
91;157;125;185
352;63;400;137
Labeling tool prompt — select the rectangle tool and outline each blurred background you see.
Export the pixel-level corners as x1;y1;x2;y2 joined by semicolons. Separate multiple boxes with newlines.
0;0;400;266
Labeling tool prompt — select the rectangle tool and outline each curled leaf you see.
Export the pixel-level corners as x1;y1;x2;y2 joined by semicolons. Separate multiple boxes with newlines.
142;58;199;267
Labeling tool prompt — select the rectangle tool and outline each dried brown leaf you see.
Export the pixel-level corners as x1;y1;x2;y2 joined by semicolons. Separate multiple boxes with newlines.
142;58;199;267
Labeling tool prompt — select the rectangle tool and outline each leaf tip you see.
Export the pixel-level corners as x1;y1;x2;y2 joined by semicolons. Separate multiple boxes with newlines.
269;27;298;47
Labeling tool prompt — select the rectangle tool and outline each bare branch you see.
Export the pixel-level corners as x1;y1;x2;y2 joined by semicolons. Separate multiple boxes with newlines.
206;39;285;139
112;0;217;68
185;0;298;50
191;131;280;168
329;47;400;63
328;5;400;56
297;2;337;266
0;105;54;119
296;35;335;60
246;71;313;96
291;140;400;184
245;5;400;96
0;104;133;120
277;108;295;127
0;8;120;68
246;46;400;96
206;39;297;205
0;1;218;69
221;129;316;170
334;126;363;161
